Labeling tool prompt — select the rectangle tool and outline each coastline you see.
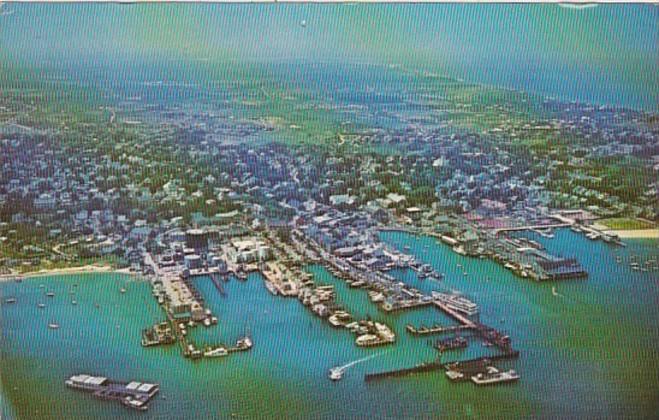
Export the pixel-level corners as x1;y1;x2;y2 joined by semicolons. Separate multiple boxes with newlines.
0;265;134;282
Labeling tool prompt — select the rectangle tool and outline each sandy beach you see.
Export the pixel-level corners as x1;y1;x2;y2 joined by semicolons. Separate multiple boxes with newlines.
0;265;134;282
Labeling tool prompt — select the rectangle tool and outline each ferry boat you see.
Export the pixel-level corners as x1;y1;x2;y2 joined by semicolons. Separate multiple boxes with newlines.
328;311;352;327
471;368;520;386
329;367;345;381
432;292;479;316
204;347;229;357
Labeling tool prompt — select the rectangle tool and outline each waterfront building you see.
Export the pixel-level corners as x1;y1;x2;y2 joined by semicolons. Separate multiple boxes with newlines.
185;229;209;251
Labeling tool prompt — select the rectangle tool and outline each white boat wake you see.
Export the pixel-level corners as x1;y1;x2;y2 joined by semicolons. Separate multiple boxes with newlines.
336;351;388;372
551;286;565;298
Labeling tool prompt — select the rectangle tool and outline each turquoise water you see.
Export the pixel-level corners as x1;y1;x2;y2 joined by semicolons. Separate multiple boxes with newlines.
1;230;657;418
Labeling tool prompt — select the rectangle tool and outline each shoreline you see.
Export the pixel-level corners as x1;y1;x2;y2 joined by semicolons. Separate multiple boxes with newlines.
0;265;134;282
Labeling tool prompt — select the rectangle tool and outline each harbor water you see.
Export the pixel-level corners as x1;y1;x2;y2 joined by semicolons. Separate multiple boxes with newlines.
1;230;657;418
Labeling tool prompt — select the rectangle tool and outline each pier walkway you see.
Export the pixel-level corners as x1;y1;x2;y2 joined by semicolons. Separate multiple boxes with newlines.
406;323;474;336
432;301;477;328
210;273;226;297
492;223;570;236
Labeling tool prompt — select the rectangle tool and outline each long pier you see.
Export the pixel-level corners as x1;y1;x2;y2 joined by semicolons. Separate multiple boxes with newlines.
364;351;520;383
210;273;226;297
364;361;443;382
441;351;520;370
432;301;476;328
406;323;474;336
492;223;570;236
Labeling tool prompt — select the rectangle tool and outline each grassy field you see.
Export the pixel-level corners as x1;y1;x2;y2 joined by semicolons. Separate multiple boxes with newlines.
598;217;656;230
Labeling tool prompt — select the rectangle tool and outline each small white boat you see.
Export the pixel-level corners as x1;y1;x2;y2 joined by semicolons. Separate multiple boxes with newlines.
38;303;46;309
120;288;127;294
48;323;60;329
204;347;228;357
329;367;345;381
5;298;16;304
71;300;78;305
237;336;253;349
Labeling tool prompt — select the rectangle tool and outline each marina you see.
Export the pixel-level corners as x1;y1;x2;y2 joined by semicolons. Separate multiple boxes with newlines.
1;230;657;418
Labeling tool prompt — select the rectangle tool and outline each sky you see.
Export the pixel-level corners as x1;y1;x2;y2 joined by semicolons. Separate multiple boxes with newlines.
1;3;657;110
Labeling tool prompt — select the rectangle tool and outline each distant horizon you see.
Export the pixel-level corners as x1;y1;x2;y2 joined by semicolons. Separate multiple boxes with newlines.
1;3;657;110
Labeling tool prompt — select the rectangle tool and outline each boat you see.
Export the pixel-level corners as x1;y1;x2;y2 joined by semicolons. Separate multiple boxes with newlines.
329;367;345;381
236;336;253;350
432;292;479;316
203;318;211;327
328;311;352;327
204;347;229;357
356;334;381;347
48;323;60;329
5;298;16;304
471;368;520;386
368;291;385;303
120;288;127;294
265;281;278;296
435;336;468;352
72;300;78;305
38;303;46;309
46;292;55;297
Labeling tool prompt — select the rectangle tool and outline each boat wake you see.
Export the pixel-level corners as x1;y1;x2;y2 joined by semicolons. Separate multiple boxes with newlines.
336;351;388;372
551;286;565;298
